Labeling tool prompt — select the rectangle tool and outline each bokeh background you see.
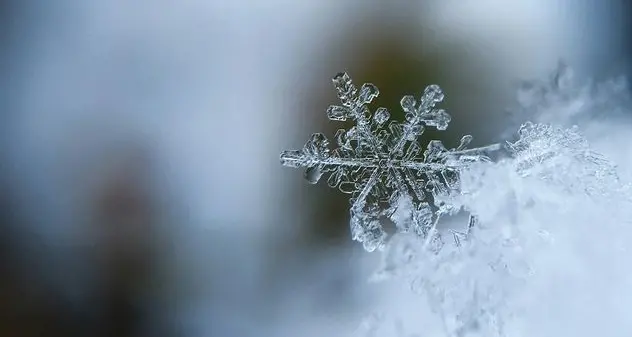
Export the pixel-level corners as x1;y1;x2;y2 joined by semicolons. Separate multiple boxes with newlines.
0;1;630;336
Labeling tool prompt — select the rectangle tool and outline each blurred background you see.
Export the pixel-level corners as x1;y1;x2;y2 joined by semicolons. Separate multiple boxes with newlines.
0;1;630;336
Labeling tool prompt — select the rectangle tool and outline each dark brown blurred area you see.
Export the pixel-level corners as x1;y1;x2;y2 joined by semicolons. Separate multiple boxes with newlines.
0;146;166;337
91;147;157;337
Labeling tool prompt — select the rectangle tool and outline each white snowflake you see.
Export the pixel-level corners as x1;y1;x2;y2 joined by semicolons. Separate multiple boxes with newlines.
280;72;501;251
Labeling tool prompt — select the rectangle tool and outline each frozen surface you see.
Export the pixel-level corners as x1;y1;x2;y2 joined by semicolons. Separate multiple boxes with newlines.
366;120;632;336
281;67;632;336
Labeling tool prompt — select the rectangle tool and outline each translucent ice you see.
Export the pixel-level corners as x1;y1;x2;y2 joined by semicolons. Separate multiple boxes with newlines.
280;72;500;251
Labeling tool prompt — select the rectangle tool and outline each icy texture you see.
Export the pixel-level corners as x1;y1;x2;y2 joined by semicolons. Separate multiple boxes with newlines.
507;62;632;182
369;120;632;337
280;72;500;251
507;122;620;193
279;66;632;337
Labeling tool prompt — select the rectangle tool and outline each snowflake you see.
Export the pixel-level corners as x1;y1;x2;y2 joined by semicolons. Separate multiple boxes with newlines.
280;72;501;252
507;121;621;198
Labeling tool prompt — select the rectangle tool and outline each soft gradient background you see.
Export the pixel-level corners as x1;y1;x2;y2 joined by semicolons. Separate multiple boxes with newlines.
0;1;630;336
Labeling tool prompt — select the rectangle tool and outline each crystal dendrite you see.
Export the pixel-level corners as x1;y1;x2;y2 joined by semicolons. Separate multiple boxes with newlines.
280;72;500;251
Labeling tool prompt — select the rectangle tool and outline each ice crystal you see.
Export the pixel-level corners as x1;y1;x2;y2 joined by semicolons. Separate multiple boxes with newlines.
296;65;632;337
507;122;621;199
280;72;501;251
365;121;626;337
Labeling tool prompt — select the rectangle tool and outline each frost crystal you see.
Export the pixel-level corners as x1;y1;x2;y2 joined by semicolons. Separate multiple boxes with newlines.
507;122;621;199
280;72;501;251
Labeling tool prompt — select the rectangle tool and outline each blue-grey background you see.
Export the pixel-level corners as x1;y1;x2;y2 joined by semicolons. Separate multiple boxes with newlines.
0;1;629;336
